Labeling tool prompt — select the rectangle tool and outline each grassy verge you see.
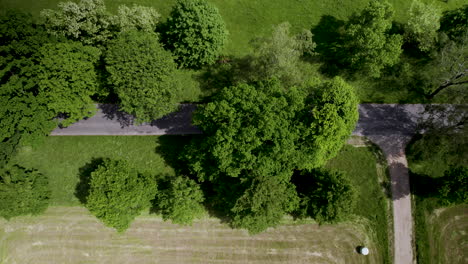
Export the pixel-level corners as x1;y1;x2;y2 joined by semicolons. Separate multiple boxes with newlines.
10;136;194;205
326;144;391;264
407;133;468;264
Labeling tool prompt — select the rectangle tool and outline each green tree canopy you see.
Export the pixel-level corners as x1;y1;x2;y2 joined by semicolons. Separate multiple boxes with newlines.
156;176;205;225
183;77;358;233
105;31;181;122
297;77;359;169
36;41;101;126
113;4;160;33
248;22;316;87
405;0;441;52
0;165;50;220
160;0;228;68
440;5;468;41
439;166;468;204
230;173;299;234
40;0;113;46
294;168;357;224
341;0;402;77
85;159;157;232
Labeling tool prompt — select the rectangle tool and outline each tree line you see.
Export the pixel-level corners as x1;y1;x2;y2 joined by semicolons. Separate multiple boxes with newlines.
1;0;467;232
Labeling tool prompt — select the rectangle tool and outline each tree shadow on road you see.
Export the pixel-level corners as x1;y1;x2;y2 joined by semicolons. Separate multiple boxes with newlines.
75;157;104;204
100;104;135;128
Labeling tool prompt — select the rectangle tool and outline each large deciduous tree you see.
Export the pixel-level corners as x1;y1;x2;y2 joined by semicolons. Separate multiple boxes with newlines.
183;77;358;233
341;0;402;77
160;0;228;68
156;176;205;225
439;166;468;205
440;5;468;41
293;168;357;224
85;159;157;232
40;0;113;46
405;0;441;52
0;165;50;220
36;42;101;126
105;31;181;123
297;77;359;169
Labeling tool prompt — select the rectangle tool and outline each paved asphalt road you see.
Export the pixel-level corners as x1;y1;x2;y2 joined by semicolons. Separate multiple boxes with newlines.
52;103;442;264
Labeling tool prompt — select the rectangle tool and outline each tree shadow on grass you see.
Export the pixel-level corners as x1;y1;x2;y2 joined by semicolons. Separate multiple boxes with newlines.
75;157;104;204
311;15;346;77
154;135;199;176
409;171;442;199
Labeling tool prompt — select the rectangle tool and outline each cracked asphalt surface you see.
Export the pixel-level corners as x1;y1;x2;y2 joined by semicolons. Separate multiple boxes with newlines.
53;103;438;264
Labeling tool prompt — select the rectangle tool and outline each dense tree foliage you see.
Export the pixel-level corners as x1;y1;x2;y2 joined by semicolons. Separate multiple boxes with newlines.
249;22;316;87
40;0;113;46
440;5;468;41
439;166;468;204
185;79;306;182
0;165;50;220
160;0;228;68
85;159;157;232
230;173;299;233
341;0;402;77
113;4;160;33
156;176;205;225
294;168;357;224
0;11;58;161
36;42;101;126
184;77;358;233
421;33;467;100
405;0;441;52
105;31;180;122
297;77;359;169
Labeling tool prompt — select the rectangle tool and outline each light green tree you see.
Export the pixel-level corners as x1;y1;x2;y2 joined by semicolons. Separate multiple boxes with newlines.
160;0;228;68
341;0;403;77
113;5;160;33
157;176;205;225
406;0;441;52
297;77;359;169
40;0;113;46
105;31;181;123
0;165;51;220
249;22;316;87
86;159;157;232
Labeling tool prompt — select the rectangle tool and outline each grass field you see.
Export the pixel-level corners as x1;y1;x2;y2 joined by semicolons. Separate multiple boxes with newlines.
412;199;468;264
326;144;392;264
2;136;390;263
0;207;382;264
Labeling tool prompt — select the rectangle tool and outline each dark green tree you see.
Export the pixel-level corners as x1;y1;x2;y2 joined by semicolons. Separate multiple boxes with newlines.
105;31;181;123
297;77;359;170
230;173;299;234
36;41;101;126
341;0;402;77
85;159;157;232
156;176;205;225
439;166;468;204
294;168;357;224
0;165;50;220
160;0;228;68
439;5;468;41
